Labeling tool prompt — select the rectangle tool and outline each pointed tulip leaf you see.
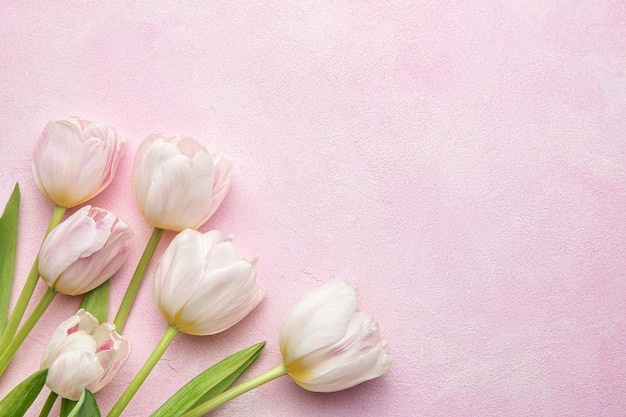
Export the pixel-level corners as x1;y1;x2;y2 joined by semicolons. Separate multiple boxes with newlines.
80;280;110;324
150;342;265;417
192;351;262;407
0;368;47;417
0;183;20;336
61;390;85;417
72;390;101;417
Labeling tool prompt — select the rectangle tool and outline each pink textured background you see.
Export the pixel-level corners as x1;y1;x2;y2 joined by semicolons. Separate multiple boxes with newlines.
1;1;626;416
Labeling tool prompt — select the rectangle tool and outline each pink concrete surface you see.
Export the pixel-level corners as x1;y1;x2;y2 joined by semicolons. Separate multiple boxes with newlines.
1;1;625;416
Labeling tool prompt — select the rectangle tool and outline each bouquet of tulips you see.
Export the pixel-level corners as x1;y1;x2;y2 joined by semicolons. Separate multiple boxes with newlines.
0;117;392;416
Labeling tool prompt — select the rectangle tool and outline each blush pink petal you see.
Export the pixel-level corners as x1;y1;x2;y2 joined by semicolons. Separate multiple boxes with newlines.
293;345;393;393
279;281;392;393
132;134;232;231
41;310;130;400
32;117;124;207
279;281;358;364
205;153;234;220
38;206;100;285
37;206;132;295
143;152;215;230
154;229;207;323
177;261;263;335
154;229;264;335
46;350;104;401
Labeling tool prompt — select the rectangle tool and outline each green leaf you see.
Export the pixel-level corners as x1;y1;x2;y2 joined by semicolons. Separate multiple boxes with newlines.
0;368;47;417
60;390;85;417
0;183;20;337
62;390;100;417
150;342;265;417
76;390;101;417
61;390;100;417
80;280;109;324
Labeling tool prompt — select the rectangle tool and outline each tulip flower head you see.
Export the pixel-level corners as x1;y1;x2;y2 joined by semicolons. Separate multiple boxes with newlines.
40;309;131;401
279;281;392;392
38;206;133;295
132;134;233;231
32;117;125;208
154;229;265;335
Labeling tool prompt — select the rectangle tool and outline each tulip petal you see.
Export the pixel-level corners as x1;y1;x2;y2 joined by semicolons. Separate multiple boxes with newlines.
38;208;131;295
203;238;244;271
279;281;358;364
143;152;215;231
154;230;264;335
32;118;124;207
33;119;84;206
292;343;392;393
204;153;233;221
38;206;98;286
154;229;207;323
46;350;103;400
92;332;131;392
78;209;116;257
132;136;180;209
177;262;264;335
132;134;232;231
40;310;129;400
58;217;132;295
290;312;385;379
173;135;207;158
72;137;107;205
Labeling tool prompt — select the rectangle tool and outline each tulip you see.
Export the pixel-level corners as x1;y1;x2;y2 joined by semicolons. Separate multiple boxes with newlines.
108;229;264;417
132;134;233;232
32;117;125;208
40;309;131;401
38;206;133;296
178;281;392;417
154;229;265;335
279;281;392;392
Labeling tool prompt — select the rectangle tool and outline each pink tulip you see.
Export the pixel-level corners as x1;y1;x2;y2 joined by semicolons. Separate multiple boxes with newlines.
279;281;392;392
154;229;265;335
40;309;131;400
38;206;133;295
32;117;125;208
132;134;233;231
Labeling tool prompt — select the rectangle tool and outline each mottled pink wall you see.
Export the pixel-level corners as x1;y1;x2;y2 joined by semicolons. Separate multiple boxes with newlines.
1;1;626;416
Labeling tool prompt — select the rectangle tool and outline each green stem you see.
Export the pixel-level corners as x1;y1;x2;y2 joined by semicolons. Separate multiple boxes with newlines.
114;227;164;331
38;392;58;417
107;325;179;417
180;364;288;417
0;205;65;351
0;288;57;376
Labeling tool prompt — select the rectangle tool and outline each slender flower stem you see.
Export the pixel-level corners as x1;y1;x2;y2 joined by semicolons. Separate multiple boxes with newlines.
38;392;58;417
0;287;57;376
180;364;289;417
0;205;65;351
108;325;179;417
114;227;164;331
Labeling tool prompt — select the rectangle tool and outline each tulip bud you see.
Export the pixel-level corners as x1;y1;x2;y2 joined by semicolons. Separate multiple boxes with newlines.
279;281;392;392
154;229;265;335
32;117;125;208
38;206;133;295
132;134;233;231
40;309;130;400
